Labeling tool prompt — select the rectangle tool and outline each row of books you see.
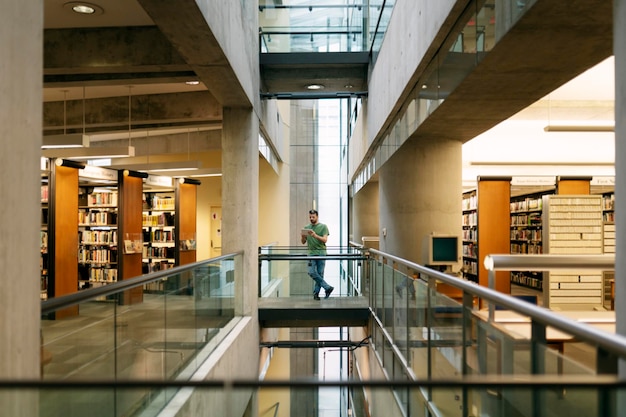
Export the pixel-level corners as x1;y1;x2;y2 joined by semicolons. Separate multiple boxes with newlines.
80;230;118;245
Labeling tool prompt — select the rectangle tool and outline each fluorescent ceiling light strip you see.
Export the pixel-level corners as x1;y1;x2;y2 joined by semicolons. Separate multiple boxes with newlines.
166;168;221;178
544;124;614;132
42;133;89;149
43;146;135;160
110;160;203;173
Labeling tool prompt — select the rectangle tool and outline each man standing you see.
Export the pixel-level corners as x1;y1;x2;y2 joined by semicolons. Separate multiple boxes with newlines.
301;209;334;300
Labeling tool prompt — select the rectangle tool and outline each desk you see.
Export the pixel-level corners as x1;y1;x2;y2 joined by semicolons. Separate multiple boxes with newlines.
473;309;615;325
473;309;615;375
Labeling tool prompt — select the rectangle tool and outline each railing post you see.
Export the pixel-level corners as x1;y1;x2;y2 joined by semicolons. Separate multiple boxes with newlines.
488;269;495;321
258;246;262;298
462;291;473;417
597;346;618;417
531;320;546;416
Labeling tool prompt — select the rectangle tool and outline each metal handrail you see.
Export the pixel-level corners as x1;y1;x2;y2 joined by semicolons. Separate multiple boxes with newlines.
0;375;624;388
484;253;614;271
41;251;243;315
367;249;626;359
259;245;367;261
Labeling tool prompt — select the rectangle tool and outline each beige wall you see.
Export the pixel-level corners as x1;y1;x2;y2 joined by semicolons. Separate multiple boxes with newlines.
196;151;223;260
352;180;379;245
259;159;290;247
258;328;291;417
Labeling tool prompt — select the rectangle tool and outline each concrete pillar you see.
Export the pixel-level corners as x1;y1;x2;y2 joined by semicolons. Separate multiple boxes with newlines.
222;108;259;318
0;0;42;414
615;0;626;378
378;138;462;266
352;181;379;248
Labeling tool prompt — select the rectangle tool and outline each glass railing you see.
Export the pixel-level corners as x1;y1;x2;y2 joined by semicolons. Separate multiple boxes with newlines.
258;245;367;297
259;1;394;56
39;252;242;417
365;249;623;416
20;247;626;417
3;377;623;417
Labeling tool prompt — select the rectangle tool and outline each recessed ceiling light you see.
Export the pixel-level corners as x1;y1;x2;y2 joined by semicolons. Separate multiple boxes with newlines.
306;84;325;90
344;84;353;89
64;2;104;15
185;81;200;85
73;4;95;13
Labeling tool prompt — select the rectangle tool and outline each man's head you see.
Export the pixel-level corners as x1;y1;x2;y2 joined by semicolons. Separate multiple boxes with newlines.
308;209;318;224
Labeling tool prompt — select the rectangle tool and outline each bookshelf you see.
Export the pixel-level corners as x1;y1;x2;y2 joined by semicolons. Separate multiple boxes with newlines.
542;194;603;309
176;179;198;266
41;176;49;301
118;170;146;305
173;179;198;295
461;189;478;282
78;188;119;289
142;191;176;274
472;177;511;294
48;160;80;318
602;191;615;226
509;191;550;291
601;191;615;309
556;176;591;195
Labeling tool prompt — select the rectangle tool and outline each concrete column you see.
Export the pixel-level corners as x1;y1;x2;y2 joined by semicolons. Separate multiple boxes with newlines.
615;0;626;378
378;138;462;265
0;0;41;414
222;108;259;318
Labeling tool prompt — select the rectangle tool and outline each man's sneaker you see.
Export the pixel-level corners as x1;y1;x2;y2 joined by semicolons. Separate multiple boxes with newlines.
313;293;321;300
324;287;334;299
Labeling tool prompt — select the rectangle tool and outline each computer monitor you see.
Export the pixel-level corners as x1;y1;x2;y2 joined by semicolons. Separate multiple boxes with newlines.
427;234;459;266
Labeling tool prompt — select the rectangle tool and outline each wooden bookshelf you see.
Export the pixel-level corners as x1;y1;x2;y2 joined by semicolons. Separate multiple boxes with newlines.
176;180;198;266
41;164;199;304
175;180;198;295
476;176;511;294
41;180;49;301
48;161;80;318
556;176;592;195
119;170;145;305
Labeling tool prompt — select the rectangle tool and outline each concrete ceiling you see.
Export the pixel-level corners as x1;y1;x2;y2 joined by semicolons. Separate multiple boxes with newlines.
43;0;614;164
43;0;236;152
409;0;613;145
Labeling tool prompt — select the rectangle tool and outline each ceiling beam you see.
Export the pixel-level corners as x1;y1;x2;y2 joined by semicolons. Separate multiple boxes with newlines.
409;0;613;144
43;91;222;134
136;0;253;108
44;26;189;76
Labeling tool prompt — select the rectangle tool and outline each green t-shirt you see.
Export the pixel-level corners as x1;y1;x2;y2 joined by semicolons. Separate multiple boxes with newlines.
304;223;329;255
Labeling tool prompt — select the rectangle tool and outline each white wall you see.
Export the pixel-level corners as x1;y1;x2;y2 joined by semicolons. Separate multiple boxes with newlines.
463;57;615;186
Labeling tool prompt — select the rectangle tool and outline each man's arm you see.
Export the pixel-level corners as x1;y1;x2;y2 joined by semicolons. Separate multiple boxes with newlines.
310;230;328;244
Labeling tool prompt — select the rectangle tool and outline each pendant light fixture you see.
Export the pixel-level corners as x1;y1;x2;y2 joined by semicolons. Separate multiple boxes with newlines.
42;89;90;149
43;87;135;159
